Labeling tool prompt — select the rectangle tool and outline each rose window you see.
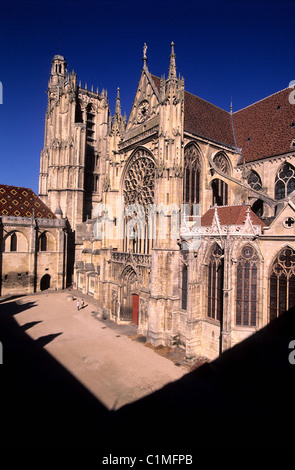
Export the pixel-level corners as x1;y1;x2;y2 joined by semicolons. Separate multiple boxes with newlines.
123;149;155;210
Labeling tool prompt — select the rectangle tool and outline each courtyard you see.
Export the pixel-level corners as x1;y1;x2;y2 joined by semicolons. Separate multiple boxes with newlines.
0;289;188;410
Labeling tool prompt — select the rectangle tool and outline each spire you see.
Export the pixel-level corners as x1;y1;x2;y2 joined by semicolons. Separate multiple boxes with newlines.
168;41;177;80
115;87;121;116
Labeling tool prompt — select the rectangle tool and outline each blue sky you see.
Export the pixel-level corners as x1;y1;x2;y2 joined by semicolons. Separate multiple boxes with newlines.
0;0;295;193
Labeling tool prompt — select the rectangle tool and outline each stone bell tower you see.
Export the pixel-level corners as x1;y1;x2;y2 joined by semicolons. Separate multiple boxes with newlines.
39;54;110;231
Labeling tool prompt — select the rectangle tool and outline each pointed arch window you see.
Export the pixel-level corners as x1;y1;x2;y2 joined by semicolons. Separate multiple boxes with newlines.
183;144;201;216
123;148;155;254
213;153;230;175
207;244;223;321
269;247;295;321
247;170;262;191
275;163;295;200
10;232;17;252
236;245;258;327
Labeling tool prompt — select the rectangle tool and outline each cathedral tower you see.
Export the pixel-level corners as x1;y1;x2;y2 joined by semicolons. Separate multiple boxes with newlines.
39;55;110;230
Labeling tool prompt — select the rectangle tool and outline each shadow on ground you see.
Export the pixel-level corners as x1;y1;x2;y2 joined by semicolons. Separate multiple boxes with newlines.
1;296;295;451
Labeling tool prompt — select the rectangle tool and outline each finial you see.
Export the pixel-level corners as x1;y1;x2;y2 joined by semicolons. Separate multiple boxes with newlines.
115;87;121;115
230;96;233;114
143;43;148;67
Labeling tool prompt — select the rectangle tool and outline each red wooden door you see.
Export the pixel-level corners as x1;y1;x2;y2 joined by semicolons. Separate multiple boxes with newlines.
132;294;139;325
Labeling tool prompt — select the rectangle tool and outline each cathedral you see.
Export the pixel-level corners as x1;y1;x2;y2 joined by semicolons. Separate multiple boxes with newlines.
5;42;295;361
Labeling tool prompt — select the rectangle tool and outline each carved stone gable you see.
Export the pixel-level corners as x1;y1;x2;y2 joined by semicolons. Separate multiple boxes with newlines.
126;70;160;132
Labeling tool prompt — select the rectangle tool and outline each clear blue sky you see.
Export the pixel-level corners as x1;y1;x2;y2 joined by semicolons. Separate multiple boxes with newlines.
0;0;295;194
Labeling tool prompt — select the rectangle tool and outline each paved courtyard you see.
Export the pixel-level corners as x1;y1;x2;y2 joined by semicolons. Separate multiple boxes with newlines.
2;289;187;410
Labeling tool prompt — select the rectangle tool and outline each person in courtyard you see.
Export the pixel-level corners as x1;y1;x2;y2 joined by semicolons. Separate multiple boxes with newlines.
77;299;80;311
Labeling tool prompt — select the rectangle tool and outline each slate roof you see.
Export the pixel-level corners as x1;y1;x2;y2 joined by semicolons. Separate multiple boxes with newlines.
201;204;266;229
0;184;56;219
151;75;295;164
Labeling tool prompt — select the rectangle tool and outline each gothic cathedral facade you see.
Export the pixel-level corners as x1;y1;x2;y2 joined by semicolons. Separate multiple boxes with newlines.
39;44;295;360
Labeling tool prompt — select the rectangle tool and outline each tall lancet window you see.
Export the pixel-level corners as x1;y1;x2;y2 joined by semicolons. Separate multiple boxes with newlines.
122;148;155;254
183;144;201;216
10;232;17;252
207;243;224;321
236;245;258;327
269;247;295;321
211;153;230;207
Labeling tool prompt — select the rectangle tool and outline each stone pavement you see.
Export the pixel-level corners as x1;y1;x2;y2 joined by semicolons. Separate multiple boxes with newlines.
5;288;187;410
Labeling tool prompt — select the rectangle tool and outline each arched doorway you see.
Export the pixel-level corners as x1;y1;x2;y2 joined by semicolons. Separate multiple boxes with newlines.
120;266;139;324
40;274;51;291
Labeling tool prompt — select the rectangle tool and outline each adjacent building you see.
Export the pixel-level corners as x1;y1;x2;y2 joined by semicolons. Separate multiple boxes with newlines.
0;184;69;296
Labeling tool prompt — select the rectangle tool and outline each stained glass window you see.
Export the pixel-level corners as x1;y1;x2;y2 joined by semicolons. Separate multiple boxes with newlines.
213;153;230;174
275;163;295;200
247;170;262;191
183;144;201;216
269;247;295;321
207;244;223;321
236;245;258;326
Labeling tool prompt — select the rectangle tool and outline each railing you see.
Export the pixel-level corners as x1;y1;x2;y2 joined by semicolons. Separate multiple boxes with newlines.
111;251;151;266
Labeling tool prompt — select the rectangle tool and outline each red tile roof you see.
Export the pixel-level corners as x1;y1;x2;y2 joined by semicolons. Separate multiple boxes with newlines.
151;75;295;164
201;205;265;229
184;91;235;147
151;74;235;148
0;184;56;219
233;87;295;163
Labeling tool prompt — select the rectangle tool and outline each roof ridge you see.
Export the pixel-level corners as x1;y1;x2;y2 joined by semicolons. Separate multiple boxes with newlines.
184;89;231;114
233;86;290;114
0;183;33;192
216;203;250;208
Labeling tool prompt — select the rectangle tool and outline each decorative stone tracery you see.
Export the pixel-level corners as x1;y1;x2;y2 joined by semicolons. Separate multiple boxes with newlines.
213;153;230;174
123;148;155;210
